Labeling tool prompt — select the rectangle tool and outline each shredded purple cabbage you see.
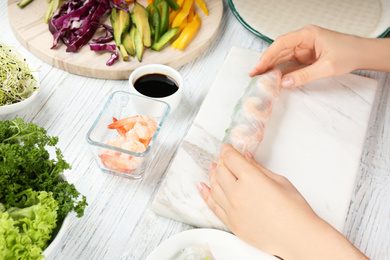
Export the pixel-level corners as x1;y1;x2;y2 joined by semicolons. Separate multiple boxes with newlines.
106;49;119;66
92;23;114;43
49;0;112;53
89;43;116;51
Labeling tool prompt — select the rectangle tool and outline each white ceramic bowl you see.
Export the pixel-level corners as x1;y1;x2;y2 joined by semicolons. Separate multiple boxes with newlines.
0;44;40;115
128;64;183;113
41;174;70;258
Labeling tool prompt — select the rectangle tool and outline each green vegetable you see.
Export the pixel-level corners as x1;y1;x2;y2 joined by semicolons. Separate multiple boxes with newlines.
44;0;63;23
0;189;59;260
122;32;136;57
0;43;38;106
17;0;33;8
131;2;152;48
159;0;169;36
166;0;179;11
134;26;145;62
0;118;87;220
152;6;161;42
152;27;179;51
110;7;131;61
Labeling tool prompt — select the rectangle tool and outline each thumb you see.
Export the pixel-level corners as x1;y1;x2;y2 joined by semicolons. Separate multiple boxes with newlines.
281;61;330;88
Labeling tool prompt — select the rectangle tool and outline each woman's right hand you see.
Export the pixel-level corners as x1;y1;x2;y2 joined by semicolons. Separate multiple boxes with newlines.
249;25;372;88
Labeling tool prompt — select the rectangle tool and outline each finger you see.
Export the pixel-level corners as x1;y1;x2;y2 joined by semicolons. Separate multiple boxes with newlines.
243;151;289;184
209;162;217;172
243;151;275;179
249;28;316;77
214;159;238;197
197;182;229;222
209;165;232;210
219;144;267;181
249;48;295;77
281;59;333;88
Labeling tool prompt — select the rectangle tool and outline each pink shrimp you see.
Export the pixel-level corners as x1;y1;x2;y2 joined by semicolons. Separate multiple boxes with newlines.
229;124;264;155
99;140;146;173
99;115;157;174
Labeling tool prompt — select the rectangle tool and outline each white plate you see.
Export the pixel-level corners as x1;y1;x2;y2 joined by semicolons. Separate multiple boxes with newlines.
228;0;390;42
146;228;278;260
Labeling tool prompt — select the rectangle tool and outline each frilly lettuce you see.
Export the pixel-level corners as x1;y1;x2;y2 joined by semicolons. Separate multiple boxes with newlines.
0;189;59;260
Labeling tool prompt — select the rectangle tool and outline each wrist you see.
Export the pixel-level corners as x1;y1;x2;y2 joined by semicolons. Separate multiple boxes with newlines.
355;37;390;72
274;213;368;260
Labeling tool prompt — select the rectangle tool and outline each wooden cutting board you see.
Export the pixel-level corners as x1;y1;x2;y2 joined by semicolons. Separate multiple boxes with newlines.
152;46;379;232
7;0;222;79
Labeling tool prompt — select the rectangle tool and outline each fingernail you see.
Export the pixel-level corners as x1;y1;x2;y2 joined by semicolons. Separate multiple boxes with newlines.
208;163;215;172
244;152;254;161
282;76;294;87
196;183;204;193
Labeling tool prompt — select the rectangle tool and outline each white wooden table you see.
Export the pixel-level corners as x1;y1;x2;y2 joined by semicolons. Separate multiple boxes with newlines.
1;1;390;259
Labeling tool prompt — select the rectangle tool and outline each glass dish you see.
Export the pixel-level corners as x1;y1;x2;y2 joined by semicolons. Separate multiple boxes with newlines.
86;91;170;179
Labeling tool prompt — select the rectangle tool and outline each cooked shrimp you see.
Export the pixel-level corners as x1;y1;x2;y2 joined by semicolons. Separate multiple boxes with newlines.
229;124;264;155
256;70;282;99
99;154;143;173
242;96;273;122
99;140;146;173
108;115;157;134
121;140;146;153
99;115;157;174
223;70;281;155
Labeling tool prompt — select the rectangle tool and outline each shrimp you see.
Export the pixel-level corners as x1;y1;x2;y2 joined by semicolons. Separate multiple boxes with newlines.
99;154;143;173
99;140;146;173
242;96;273;122
99;115;157;174
108;115;157;134
229;124;264;155
223;70;281;155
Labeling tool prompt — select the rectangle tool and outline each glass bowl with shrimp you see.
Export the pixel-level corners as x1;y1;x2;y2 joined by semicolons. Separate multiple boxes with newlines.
86;91;170;179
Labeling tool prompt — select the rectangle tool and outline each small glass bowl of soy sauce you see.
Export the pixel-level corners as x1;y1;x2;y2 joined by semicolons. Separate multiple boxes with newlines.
129;64;183;112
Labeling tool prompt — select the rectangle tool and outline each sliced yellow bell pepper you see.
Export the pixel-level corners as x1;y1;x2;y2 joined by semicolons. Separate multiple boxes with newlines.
171;0;194;29
195;0;208;15
177;0;185;8
188;3;194;22
178;16;188;32
169;9;179;25
172;13;201;49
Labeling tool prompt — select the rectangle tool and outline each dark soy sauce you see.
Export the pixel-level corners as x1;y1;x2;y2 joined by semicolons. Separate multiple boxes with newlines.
134;73;178;98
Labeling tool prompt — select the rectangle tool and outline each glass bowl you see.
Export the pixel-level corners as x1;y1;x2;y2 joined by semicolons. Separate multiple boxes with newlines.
86;91;170;179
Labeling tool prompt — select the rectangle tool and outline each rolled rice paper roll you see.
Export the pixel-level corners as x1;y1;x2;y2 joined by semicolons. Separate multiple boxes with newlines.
223;70;282;155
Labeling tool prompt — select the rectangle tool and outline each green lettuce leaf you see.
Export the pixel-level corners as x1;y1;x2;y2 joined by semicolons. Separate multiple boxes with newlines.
0;189;59;260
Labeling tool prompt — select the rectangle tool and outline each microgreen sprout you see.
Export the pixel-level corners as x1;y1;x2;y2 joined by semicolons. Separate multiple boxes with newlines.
0;43;38;106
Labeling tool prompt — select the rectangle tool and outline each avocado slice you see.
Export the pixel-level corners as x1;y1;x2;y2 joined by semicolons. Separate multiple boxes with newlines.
122;29;136;57
131;2;152;48
134;27;144;62
111;8;131;46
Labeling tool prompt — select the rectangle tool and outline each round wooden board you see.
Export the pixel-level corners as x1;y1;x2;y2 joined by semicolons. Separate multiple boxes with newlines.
8;0;223;79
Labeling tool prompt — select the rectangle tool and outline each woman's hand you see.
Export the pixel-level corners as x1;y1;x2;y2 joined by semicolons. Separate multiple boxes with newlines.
249;25;376;88
197;143;368;259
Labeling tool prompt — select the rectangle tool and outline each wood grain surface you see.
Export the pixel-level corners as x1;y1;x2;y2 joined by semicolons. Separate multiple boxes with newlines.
8;0;223;79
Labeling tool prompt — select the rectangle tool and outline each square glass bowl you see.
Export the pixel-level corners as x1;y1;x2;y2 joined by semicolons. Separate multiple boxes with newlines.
86;91;170;179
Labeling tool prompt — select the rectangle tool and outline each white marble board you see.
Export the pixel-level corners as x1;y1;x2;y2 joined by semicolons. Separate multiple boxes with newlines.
152;46;378;233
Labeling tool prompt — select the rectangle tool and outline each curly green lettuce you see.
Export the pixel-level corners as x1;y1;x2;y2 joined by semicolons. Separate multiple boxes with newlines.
0;189;59;260
0;118;87;219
